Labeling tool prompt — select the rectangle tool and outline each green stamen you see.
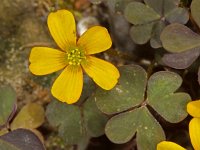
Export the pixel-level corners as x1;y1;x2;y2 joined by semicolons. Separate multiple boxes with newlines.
67;47;85;66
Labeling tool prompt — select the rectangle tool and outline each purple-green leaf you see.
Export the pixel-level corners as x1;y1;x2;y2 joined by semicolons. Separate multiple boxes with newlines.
0;129;45;150
162;48;200;69
161;23;200;53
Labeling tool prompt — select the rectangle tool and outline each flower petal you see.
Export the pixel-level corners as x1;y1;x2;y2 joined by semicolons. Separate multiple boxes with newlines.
81;56;119;90
29;47;67;75
51;65;83;104
77;26;112;55
187;100;200;118
157;141;186;150
189;118;200;150
47;10;76;51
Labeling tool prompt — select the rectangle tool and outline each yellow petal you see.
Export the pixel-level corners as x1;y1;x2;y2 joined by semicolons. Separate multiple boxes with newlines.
77;26;112;55
81;56;119;90
157;141;186;150
29;47;67;75
189;118;200;150
187;100;200;118
47;10;76;51
51;65;83;104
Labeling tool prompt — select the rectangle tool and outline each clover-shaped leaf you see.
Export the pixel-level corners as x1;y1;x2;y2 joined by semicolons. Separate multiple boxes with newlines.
94;65;190;149
105;107;165;149
0;85;16;127
147;71;191;123
124;0;189;48
95;65;147;115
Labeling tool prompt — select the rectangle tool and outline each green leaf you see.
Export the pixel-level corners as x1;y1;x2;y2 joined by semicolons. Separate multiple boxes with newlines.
46;96;107;145
10;103;45;130
165;8;189;24
150;21;165;48
130;23;154;44
147;71;182;99
105;107;165;149
105;108;140;144
160;23;200;53
46;100;85;145
124;2;160;25
0;85;16;126
83;96;108;137
191;0;200;28
147;71;191;123
0;129;45;150
46;76;99;145
95;65;147;115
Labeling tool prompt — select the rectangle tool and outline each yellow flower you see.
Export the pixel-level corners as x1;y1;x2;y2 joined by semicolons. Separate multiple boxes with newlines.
29;10;120;104
157;100;200;150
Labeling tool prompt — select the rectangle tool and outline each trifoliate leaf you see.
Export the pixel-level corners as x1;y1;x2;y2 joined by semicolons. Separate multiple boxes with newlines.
105;107;165;150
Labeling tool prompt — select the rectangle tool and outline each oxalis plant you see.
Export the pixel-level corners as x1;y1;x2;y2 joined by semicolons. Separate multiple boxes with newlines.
0;0;199;150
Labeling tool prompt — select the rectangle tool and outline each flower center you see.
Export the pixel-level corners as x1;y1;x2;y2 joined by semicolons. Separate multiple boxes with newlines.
67;47;86;65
